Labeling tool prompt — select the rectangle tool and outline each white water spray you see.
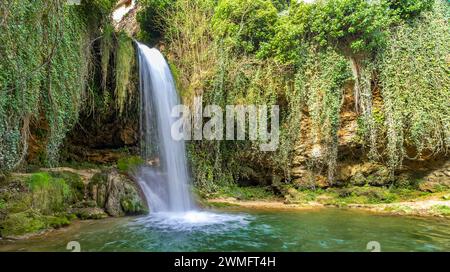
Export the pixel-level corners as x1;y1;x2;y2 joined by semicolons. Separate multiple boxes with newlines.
134;43;247;229
136;42;194;212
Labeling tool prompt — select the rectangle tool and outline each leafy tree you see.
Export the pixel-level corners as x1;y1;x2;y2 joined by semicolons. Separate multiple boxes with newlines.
386;0;434;20
212;0;279;55
137;0;175;43
272;0;291;11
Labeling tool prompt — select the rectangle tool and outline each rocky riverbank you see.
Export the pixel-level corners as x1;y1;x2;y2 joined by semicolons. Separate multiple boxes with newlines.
202;182;450;218
0;162;147;239
205;193;450;218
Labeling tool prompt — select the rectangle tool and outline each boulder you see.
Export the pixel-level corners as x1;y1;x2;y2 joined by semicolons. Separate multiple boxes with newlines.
88;170;148;217
72;207;108;220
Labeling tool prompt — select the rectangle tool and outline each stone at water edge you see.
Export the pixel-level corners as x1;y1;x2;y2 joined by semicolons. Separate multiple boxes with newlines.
88;170;148;217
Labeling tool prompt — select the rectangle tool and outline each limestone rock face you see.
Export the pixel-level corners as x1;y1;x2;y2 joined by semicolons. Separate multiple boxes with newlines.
88;170;148;217
289;83;449;189
418;161;450;192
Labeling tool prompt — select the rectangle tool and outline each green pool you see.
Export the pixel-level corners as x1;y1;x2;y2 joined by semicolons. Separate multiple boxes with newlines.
1;208;449;252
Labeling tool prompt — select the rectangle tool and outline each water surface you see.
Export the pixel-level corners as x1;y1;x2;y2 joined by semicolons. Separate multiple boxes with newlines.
1;208;449;252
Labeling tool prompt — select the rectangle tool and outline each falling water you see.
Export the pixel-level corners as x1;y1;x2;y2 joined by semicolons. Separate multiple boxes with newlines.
135;42;194;212
134;43;245;229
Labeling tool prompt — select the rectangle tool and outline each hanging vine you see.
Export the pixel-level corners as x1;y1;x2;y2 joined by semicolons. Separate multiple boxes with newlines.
377;1;450;175
295;47;351;183
0;0;116;171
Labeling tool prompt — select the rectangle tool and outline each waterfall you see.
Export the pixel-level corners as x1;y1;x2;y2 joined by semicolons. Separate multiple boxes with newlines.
135;42;194;213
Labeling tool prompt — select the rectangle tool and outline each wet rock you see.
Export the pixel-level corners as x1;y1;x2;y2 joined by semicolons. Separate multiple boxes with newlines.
88;170;148;217
418;180;450;193
72;207;108;220
336;163;391;187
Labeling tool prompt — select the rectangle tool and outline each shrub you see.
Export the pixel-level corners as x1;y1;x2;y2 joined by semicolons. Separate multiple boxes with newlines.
137;0;176;43
0;211;46;237
26;173;71;214
117;156;145;172
212;0;278;55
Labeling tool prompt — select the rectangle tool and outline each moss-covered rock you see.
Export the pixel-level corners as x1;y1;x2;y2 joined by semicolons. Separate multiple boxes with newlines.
45;215;71;229
88;172;109;208
331;186;397;204
48;171;85;202
120;195;146;215
72;207;108;220
419;180;450;193
0;172;81;237
87;170;147;217
0;211;46;237
25;173;71;214
0;168;147;238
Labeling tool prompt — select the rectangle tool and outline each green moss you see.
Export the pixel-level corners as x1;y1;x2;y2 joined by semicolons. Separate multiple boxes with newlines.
206;201;240;208
0;211;46;237
390;188;430;200
60;161;104;170
117;156;145;173
73;208;108;220
45;215;71;229
88;172;108;208
25;173;71;214
49;171;85;202
89;172;108;185
6;194;32;214
327;186;398;204
383;205;414;214
120;197;148;215
115;31;136;114
431;205;450;216
214;184;277;201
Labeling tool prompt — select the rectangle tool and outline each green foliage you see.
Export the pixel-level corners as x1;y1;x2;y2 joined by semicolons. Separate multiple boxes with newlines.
431;205;450;216
214;184;277;201
377;1;450;173
386;0;434;20
26;173;71;214
257;12;307;65
0;0;113;172
162;0;217;100
303;0;390;54
137;0;175;43
271;0;433;57
0;173;80;237
120;196;147;215
79;0;117;28
115;31;136;114
212;0;278;55
101;24;115;91
133;0;448;191
295;48;351;182
117;156;144;172
271;0;291;11
49;171;85;202
0;210;72;237
45;215;71;229
0;211;46;237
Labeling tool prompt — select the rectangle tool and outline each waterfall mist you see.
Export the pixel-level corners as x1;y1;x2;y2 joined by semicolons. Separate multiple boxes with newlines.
135;42;194;212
